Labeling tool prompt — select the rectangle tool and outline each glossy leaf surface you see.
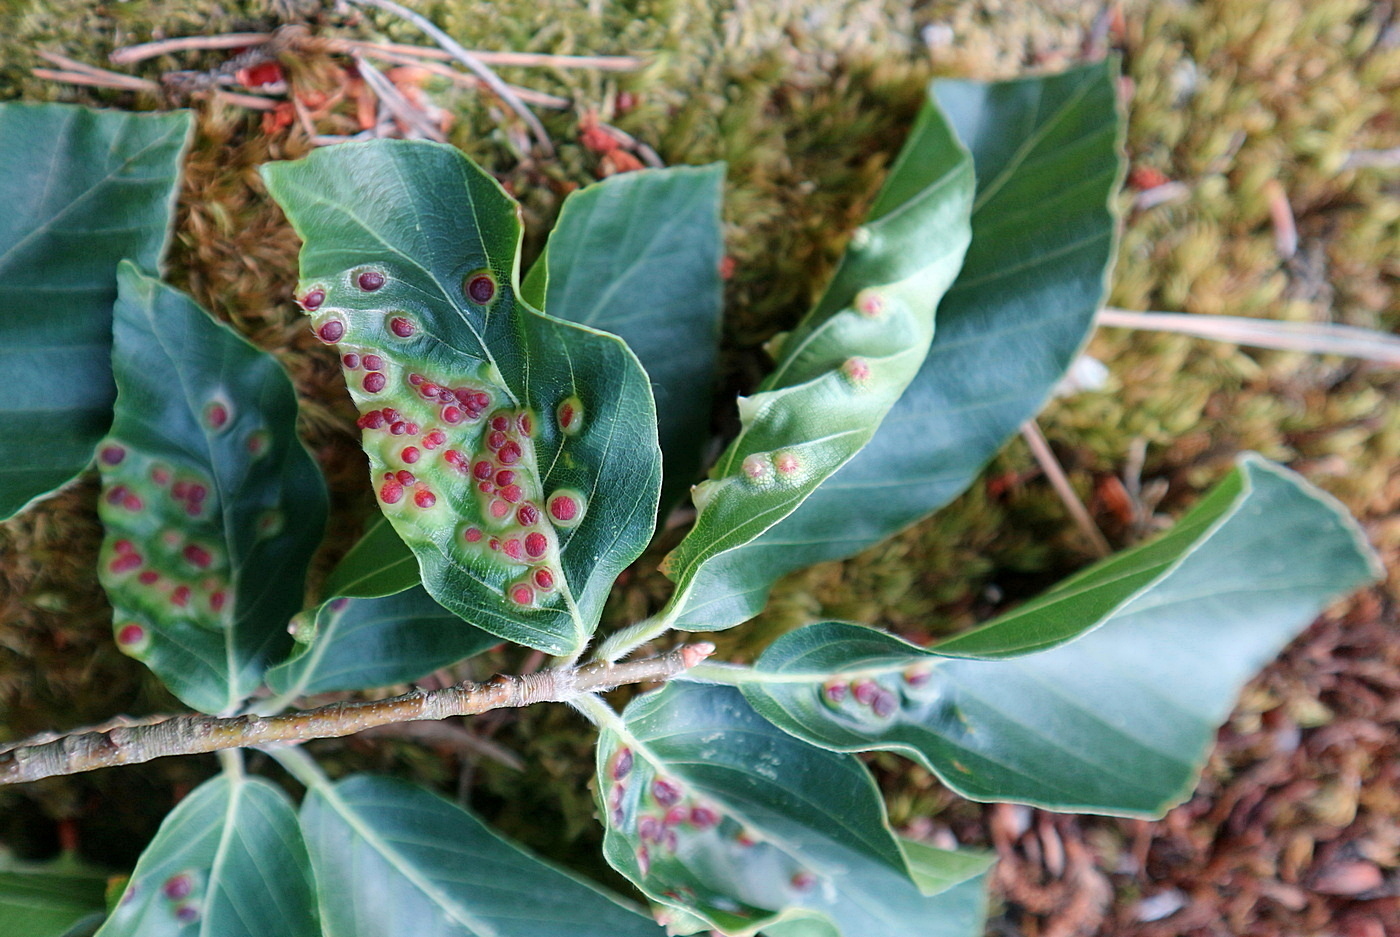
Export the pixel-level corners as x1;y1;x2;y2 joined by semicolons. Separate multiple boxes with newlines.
666;62;1122;630
0;103;190;519
660;94;975;629
736;456;1381;816
299;774;665;937
267;584;496;697
595;681;993;936
0;858;107;937
525;165;725;515
264;141;662;657
96;265;327;713
97;774;318;937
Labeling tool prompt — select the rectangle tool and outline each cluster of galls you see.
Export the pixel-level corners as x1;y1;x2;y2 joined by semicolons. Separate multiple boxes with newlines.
118;869;201;926
96;443;237;657
821;666;932;719
304;267;589;609
607;747;726;878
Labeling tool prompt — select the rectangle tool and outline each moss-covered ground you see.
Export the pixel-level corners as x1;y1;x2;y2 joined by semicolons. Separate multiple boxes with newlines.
1;0;1397;932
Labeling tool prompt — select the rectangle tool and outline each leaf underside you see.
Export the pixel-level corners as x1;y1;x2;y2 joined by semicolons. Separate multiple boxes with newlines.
96;265;327;713
0;103;190;519
666;61;1124;630
738;455;1382;816
659;85;977;630
525;165;726;517
299;775;666;937
596;681;993;937
96;775;318;937
263;141;662;657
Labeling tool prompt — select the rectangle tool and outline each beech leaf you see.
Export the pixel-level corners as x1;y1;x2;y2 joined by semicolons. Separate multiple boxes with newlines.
263;141;662;657
595;681;993;936
96;774;318;937
96;265;327;713
664;62;1122;630
0;103;190;519
525;165;726;515
734;456;1382;816
299;774;666;937
658;91;975;629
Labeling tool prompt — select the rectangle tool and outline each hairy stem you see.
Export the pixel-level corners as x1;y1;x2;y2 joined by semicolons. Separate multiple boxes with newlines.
0;644;713;786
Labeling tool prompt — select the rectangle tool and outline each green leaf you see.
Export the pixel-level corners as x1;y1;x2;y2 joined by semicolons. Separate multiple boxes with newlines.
0;103;190;519
96;774;318;937
320;516;420;600
0;856;108;937
526;165;726;515
658;93;975;630
595;681;993;936
734;455;1382;816
263;140;662;657
96;264;327;713
299;774;666;937
266;585;497;697
665;62;1123;630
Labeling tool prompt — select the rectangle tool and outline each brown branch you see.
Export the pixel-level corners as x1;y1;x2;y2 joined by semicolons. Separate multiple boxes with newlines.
0;643;713;786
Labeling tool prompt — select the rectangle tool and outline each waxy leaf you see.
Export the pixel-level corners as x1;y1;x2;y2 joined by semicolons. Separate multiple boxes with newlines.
524;165;725;515
595;681;993;936
735;456;1382;816
666;62;1123;630
299;774;665;937
96;265;327;713
319;516;420;600
0;857;107;937
267;584;496;697
264;141;662;657
97;774;318;937
0;103;190;519
659;94;975;629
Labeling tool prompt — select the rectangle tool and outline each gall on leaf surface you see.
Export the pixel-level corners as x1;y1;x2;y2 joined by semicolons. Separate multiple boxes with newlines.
299;774;666;937
0;103;190;520
97;774;318;937
523;164;725;517
96;264;327;714
667;62;1124;630
595;681;993;937
733;455;1382;817
263;141;662;658
267;520;496;697
657;80;975;630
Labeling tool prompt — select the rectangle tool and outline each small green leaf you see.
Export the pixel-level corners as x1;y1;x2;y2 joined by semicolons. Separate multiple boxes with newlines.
0;103;190;519
735;455;1382;816
267;585;497;697
527;165;726;515
319;516;420;600
0;856;108;937
595;682;993;936
96;774;318;937
263;141;662;657
96;265;327;713
664;62;1123;630
659;94;975;629
299;774;666;937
